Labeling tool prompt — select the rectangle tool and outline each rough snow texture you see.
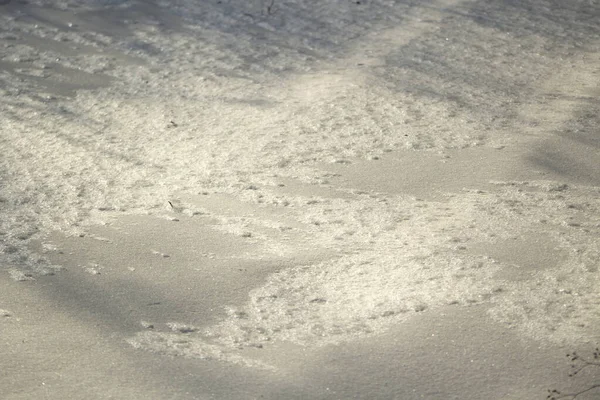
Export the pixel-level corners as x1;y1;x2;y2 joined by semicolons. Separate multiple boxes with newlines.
2;0;600;369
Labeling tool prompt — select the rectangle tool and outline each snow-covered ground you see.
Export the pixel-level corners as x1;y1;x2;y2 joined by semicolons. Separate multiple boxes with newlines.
1;0;599;399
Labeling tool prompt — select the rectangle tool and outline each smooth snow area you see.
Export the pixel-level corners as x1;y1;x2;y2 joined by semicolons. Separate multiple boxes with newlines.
1;0;599;399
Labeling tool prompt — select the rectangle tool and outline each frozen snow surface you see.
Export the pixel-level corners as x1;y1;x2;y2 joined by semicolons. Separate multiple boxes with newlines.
1;0;600;377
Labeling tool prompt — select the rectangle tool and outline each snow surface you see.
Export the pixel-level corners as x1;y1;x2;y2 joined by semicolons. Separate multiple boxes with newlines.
1;0;600;398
